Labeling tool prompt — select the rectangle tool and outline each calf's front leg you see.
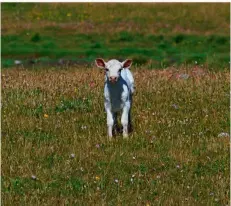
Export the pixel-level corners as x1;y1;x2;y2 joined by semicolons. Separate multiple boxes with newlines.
106;109;114;140
121;103;130;139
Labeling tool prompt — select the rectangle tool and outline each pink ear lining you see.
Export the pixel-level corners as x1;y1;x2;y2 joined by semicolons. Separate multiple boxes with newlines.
123;59;132;68
95;58;105;68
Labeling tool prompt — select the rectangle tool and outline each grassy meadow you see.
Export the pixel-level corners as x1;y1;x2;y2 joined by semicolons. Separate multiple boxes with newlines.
2;66;230;205
1;3;230;69
1;2;230;206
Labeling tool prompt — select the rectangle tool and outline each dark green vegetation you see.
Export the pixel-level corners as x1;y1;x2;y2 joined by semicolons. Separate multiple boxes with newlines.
1;3;230;69
2;32;229;69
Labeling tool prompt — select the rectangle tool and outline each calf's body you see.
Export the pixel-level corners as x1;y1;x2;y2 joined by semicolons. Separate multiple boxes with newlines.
95;59;134;140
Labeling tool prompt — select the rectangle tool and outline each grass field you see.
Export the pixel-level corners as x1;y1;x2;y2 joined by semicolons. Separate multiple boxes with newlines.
2;66;230;205
1;2;230;206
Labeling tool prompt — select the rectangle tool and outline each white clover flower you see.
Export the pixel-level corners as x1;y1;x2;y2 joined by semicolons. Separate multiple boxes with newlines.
31;175;36;180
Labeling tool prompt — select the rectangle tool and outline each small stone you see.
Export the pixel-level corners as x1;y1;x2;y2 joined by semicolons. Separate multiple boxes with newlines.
179;74;190;80
218;132;229;138
14;60;22;65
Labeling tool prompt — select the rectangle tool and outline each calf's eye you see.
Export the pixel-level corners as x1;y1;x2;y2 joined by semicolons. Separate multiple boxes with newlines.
105;68;109;72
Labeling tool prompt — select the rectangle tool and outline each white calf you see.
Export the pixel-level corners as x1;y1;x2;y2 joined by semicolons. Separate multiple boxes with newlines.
95;58;134;140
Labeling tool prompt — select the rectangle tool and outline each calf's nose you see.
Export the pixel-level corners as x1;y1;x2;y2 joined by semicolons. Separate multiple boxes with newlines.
109;76;118;83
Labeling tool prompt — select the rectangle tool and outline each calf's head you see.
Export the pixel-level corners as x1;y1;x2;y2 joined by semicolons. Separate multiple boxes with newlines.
95;58;132;83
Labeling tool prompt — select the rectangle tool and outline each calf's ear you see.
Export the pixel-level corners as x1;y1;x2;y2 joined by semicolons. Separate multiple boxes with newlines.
122;59;132;69
95;58;106;68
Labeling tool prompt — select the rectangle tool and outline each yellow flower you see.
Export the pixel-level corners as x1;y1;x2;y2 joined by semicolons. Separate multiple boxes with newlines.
44;114;49;118
95;176;100;181
67;13;72;17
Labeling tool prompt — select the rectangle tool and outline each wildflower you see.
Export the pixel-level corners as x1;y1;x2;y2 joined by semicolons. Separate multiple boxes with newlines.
187;185;190;189
95;176;100;181
70;153;75;158
81;125;87;130
156;175;160;179
145;130;152;134
210;192;214;196
172;104;179;109
31;175;36;180
80;167;84;172
67;13;72;17
96;144;100;148
150;136;156;144
195;61;198;64
176;164;180;168
90;81;95;88
44;114;49;118
114;179;119;183
218;132;229;138
132;156;136;160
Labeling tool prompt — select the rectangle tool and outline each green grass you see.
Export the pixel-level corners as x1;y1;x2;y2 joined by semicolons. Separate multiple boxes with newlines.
1;3;230;69
1;32;230;69
2;66;230;205
2;3;229;35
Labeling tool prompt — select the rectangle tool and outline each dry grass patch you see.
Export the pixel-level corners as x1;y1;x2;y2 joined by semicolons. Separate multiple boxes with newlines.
2;66;229;205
